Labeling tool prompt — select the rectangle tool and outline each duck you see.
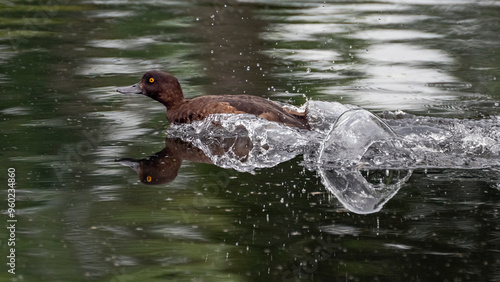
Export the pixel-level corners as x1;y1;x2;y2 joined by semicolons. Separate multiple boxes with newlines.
116;70;310;129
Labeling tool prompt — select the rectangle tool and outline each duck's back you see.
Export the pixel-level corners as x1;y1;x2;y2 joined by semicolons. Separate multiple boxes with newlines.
167;95;309;129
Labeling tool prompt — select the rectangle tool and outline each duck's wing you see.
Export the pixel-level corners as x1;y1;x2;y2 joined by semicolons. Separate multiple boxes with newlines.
166;97;245;124
230;95;310;129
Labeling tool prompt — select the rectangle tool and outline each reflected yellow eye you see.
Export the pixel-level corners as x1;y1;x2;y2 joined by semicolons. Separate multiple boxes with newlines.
146;176;152;182
149;77;155;83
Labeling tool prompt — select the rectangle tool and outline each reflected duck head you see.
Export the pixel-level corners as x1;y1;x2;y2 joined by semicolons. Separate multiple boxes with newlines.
117;70;184;108
117;146;182;185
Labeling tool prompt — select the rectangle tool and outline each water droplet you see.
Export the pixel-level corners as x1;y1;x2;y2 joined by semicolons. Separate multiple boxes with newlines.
373;156;383;165
196;17;199;21
210;50;214;54
246;66;250;71
306;68;311;73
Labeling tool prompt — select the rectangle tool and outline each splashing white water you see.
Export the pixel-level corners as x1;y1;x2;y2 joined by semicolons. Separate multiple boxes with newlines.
168;101;500;171
165;101;499;214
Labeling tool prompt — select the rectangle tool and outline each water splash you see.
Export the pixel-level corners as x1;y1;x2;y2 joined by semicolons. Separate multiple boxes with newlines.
318;108;402;168
382;112;500;169
312;108;410;213
168;113;315;173
318;168;412;214
162;101;500;213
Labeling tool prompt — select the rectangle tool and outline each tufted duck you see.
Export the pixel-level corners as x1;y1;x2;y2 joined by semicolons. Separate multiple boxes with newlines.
117;71;309;129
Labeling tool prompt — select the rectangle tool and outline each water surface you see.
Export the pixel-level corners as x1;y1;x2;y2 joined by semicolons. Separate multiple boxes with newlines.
1;0;500;281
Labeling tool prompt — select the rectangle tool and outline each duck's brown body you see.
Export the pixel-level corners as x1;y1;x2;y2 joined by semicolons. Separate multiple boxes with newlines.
168;95;308;129
117;71;309;129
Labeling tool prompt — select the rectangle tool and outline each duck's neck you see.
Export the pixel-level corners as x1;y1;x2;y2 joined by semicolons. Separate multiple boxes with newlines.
159;93;185;109
155;87;185;109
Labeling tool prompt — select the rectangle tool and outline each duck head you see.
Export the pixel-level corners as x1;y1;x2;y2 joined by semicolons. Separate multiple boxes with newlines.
117;70;185;108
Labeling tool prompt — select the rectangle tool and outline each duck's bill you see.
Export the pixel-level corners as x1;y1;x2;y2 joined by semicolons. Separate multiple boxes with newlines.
116;82;142;94
115;158;140;171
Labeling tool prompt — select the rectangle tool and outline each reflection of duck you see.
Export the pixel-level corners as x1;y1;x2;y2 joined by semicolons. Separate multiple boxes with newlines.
117;138;203;185
117;70;309;129
117;136;253;185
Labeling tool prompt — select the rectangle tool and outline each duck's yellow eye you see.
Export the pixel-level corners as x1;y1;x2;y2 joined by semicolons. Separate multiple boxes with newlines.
146;176;152;182
149;77;155;83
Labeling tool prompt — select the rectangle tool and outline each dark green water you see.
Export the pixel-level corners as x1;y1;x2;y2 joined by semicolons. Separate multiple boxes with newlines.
1;0;500;281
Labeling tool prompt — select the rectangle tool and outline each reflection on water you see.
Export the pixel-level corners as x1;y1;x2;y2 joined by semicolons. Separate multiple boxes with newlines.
1;0;499;281
118;138;211;185
77;57;164;76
